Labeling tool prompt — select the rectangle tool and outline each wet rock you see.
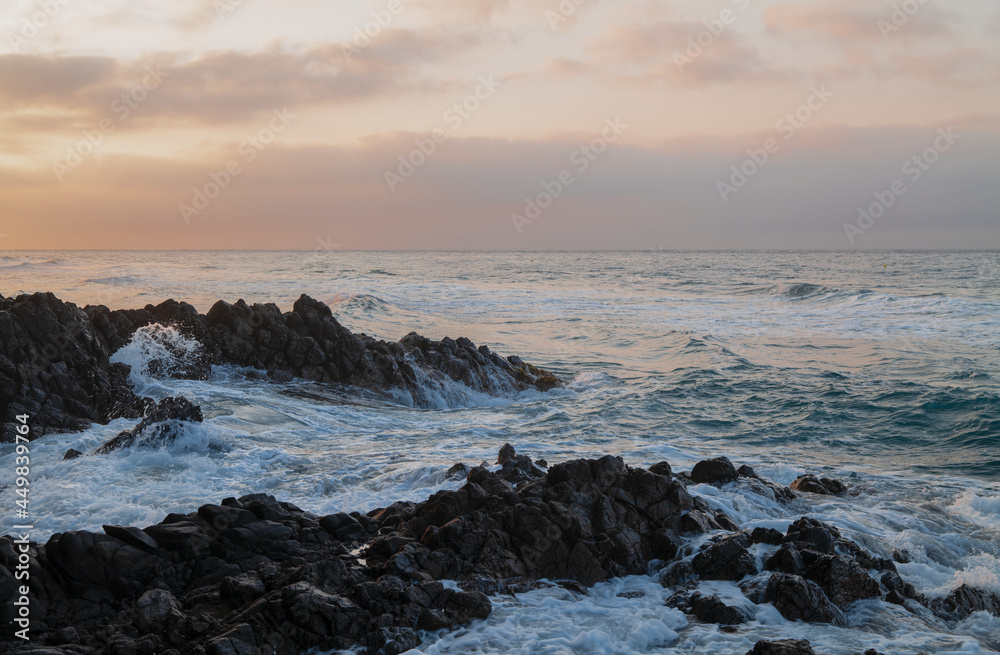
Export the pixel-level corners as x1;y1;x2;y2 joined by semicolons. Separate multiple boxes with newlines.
783;517;840;554
446;463;471;480
764;573;846;625
649;461;672;477
96;397;203;453
220;573;266;605
750;527;785;545
497;443;516;465
790;474;848;495
0;451;910;655
0;292;148;442
746;639;817;655
103;525;161;553
369;451;695;587
690;594;753;625
692;534;757;581
766;543;806;575
135;589;180;633
931;584;1000;621
690;456;739;484
2;292;562;444
494;444;544;484
803;553;881;606
63;449;83;460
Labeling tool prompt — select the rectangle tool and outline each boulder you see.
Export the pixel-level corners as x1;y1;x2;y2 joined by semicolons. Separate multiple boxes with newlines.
764;573;846;625
690;457;739;484
746;639;816;655
790;474;848;495
690;594;753;625
96;396;203;453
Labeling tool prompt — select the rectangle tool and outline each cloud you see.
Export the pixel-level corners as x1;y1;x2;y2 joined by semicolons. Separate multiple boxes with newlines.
591;20;798;87
0;55;117;105
0;30;485;131
2;119;997;250
764;1;956;42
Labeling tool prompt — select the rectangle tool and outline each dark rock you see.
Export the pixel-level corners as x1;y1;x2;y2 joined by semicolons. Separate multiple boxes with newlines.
790;474;848;495
446;463;471;480
649;461;672;477
766;543;805;575
690;594;753;625
1;292;562;444
0;292;148;442
746;639;816;655
692;534;757;580
219;573;266;604
103;525;161;553
135;589;180;633
497;445;544;484
319;513;367;543
497;443;516;465
886;589;907;605
96;397;203;453
0;452;909;655
63;449;83;460
764;573;846;624
783;517;840;554
690;457;739;484
803;553;881;606
931;584;1000;621
892;548;912;564
750;527;785;545
370;454;695;586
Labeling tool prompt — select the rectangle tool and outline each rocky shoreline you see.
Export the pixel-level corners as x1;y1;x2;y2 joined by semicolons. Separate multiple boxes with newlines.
2;445;997;655
2;292;998;654
0;292;561;443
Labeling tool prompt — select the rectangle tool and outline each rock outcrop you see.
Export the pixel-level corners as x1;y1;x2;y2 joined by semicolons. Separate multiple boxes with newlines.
0;293;561;443
96;397;203;453
1;447;973;655
0;292;148;442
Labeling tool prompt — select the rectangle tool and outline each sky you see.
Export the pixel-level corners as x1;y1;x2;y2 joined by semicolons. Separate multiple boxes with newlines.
0;0;998;250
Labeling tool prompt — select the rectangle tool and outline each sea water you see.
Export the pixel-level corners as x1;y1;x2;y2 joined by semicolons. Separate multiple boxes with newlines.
1;250;999;653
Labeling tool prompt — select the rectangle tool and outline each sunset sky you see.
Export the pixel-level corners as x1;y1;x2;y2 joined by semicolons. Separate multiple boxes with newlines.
1;0;998;250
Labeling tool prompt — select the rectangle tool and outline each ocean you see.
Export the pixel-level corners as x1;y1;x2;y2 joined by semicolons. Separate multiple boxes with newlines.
2;249;999;654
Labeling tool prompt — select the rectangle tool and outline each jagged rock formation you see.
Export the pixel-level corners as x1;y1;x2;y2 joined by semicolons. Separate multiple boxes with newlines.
0;292;562;442
3;448;988;655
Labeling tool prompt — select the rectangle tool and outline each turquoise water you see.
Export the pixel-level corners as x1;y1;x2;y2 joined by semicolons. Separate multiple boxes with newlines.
2;250;999;653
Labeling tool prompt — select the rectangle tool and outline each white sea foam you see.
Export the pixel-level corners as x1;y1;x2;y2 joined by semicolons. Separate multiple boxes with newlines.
951;490;1000;531
404;577;686;655
110;324;204;394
